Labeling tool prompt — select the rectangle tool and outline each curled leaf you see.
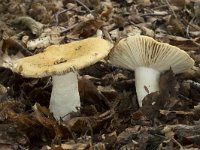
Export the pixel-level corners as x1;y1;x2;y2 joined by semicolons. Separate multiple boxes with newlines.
13;16;44;37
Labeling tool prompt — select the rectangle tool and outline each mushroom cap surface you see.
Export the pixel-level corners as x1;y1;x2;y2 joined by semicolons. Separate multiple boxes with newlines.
109;35;194;73
13;37;113;78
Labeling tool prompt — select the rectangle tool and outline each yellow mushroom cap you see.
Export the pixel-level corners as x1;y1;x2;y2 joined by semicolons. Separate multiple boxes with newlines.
13;37;113;78
109;35;194;73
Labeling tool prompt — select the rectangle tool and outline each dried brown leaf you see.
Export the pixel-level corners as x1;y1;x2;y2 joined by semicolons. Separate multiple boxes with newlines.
167;16;185;35
167;35;200;51
2;38;31;56
32;103;69;141
29;2;51;24
65;109;114;133
78;78;111;110
72;17;104;38
102;131;117;147
100;3;113;19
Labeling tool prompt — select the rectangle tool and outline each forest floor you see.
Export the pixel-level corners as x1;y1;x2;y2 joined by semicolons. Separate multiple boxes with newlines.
0;0;200;149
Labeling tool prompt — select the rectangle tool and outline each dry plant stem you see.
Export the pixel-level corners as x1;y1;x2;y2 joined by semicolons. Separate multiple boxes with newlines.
140;13;168;17
54;9;68;26
60;23;80;34
186;16;200;47
74;0;92;13
186;16;195;38
54;7;76;26
152;5;168;10
172;138;184;150
49;72;80;120
164;0;177;19
102;27;113;43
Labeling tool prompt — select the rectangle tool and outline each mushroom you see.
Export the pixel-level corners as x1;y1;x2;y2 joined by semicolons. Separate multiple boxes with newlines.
12;37;113;119
109;35;194;107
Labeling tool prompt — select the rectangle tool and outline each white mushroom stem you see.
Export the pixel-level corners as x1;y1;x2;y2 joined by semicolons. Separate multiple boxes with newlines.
49;72;80;119
135;67;160;107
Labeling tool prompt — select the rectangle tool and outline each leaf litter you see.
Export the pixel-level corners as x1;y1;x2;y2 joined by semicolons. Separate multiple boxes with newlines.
0;0;200;149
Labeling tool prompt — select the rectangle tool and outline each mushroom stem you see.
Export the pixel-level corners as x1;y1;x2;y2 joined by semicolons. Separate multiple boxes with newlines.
49;72;80;119
135;67;160;107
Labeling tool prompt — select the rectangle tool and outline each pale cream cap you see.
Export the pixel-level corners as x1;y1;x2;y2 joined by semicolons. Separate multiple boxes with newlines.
109;35;194;73
13;38;113;78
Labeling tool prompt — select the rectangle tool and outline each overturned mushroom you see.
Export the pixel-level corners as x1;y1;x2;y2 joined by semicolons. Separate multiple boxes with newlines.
12;37;113;119
109;35;194;107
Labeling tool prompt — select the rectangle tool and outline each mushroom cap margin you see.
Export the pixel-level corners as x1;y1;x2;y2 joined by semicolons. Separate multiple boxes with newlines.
13;37;113;78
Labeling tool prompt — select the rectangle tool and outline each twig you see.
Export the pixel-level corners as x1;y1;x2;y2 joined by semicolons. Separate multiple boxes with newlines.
172;138;184;150
186;16;195;38
186;17;200;47
152;5;168;10
102;27;113;43
70;66;80;77
60;23;80;34
54;9;69;26
165;0;177;19
183;17;200;32
73;0;92;13
140;13;169;17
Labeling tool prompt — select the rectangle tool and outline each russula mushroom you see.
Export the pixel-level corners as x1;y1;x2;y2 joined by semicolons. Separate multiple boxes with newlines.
12;37;113;119
109;35;194;107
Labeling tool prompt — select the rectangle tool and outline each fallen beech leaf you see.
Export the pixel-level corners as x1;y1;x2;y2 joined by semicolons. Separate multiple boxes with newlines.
29;2;51;24
100;3;113;19
78;77;111;110
72;17;104;38
32;103;70;141
167;16;185;36
131;111;143;120
97;85;117;100
65;109;114;133
0;124;28;149
117;127;140;144
0;100;44;139
80;105;98;116
2;38;31;56
159;69;177;96
166;124;200;145
167;35;200;51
